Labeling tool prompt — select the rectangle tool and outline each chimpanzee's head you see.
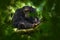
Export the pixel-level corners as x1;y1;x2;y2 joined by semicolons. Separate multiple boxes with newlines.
22;6;36;18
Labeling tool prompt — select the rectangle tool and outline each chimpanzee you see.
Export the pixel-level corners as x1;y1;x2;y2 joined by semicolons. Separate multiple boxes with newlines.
12;6;40;29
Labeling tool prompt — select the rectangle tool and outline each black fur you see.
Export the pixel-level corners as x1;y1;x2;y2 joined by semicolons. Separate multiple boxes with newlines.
12;6;40;29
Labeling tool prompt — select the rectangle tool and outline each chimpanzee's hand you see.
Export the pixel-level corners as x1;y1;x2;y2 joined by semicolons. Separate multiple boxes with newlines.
32;22;40;27
18;22;25;29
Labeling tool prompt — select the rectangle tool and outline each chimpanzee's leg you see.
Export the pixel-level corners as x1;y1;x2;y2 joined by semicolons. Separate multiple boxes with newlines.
17;20;34;29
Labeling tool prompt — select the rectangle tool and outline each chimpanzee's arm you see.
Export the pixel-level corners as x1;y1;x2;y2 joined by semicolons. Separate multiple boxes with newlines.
30;7;40;23
12;9;24;27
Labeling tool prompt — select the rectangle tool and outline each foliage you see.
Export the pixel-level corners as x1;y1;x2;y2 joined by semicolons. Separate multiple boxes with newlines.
0;0;60;40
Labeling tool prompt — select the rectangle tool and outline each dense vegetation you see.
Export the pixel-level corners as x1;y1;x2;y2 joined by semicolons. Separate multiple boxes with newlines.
0;0;60;40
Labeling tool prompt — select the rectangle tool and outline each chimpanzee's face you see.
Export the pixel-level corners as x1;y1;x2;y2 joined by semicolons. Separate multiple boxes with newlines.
23;7;30;18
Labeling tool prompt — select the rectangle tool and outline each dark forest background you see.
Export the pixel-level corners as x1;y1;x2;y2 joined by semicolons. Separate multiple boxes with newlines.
0;0;60;40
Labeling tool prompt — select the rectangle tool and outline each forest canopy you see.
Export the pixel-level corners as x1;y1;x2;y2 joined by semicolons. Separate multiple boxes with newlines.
0;0;60;40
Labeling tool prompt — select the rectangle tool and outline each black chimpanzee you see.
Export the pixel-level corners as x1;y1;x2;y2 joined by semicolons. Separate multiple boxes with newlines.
12;6;40;29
